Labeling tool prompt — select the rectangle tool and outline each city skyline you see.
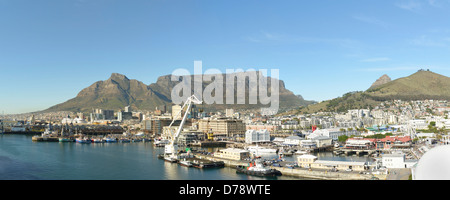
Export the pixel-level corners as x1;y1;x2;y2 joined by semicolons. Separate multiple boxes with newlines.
1;0;450;114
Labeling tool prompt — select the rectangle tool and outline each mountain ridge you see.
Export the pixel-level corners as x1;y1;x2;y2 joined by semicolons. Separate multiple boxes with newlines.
289;70;450;114
44;72;314;113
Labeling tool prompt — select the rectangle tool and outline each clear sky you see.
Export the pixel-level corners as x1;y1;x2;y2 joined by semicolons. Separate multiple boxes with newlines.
1;0;450;114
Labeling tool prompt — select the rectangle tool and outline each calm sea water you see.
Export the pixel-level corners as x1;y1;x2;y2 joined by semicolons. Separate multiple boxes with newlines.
0;134;371;180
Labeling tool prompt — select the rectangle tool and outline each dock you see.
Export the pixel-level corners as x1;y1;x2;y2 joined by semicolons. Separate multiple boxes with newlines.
190;141;227;147
158;154;225;169
31;136;59;142
333;148;377;156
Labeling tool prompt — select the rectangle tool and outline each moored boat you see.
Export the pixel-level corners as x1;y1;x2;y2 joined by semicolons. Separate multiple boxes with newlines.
59;138;73;142
76;137;91;144
179;159;193;167
236;159;282;177
119;138;130;143
92;138;104;143
104;137;117;143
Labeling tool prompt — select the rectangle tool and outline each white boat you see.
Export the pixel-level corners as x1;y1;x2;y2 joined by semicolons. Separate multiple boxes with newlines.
294;150;308;155
164;155;178;163
103;137;117;143
179;159;193;167
154;139;170;147
76;137;91;144
92;138;104;143
247;145;277;155
236;159;282;176
334;142;340;148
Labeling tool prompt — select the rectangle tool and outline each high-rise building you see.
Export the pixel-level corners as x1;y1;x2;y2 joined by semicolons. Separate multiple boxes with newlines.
125;106;132;113
226;109;234;118
102;110;114;120
172;104;182;120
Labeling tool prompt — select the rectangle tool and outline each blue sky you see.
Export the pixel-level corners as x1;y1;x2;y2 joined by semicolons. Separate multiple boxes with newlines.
1;0;450;114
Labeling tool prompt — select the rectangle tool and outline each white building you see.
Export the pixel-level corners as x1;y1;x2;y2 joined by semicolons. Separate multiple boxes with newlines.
245;129;271;144
382;153;416;169
313;136;333;148
172;105;182;120
283;135;303;146
61;116;87;124
214;148;250;161
308;128;355;141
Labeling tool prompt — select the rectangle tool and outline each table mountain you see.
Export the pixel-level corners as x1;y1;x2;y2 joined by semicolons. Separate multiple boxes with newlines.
44;72;312;113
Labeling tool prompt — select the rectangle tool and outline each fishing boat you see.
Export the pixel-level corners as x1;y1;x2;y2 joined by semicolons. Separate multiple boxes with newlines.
76;137;91;144
236;159;282;177
104;137;117;143
92;138;104;143
59;138;73;142
154;139;170;147
119;138;131;143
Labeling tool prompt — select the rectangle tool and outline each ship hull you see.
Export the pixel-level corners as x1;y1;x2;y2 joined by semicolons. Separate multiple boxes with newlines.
236;166;282;177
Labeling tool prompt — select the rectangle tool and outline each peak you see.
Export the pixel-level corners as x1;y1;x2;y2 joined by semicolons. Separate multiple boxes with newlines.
110;73;129;80
369;74;391;89
380;74;390;78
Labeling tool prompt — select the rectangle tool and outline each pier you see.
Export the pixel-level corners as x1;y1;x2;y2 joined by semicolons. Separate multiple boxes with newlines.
31;136;59;142
333;148;377;156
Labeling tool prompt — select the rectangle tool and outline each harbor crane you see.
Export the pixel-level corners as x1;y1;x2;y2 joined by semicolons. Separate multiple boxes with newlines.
164;95;202;162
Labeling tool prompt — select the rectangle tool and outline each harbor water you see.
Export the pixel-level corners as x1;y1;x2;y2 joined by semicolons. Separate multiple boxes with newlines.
0;134;372;180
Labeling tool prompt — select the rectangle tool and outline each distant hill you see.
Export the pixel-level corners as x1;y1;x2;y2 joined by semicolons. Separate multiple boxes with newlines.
290;70;450;114
43;72;312;113
296;95;317;106
369;74;391;89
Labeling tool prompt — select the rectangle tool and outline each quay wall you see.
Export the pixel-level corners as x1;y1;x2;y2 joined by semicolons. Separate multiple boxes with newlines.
271;167;380;180
194;153;385;180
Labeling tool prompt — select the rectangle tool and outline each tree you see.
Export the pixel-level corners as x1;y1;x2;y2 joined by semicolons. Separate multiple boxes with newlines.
338;135;349;143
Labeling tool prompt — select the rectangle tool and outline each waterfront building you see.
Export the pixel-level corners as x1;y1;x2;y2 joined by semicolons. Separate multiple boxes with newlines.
309;128;357;141
245;129;270;144
283;135;303;146
177;131;201;145
382;153;416;169
313;136;333;148
151;117;184;136
345;138;376;149
246;124;280;132
300;140;317;149
376;136;412;150
214;148;250;161
297;154;367;172
198;117;246;138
